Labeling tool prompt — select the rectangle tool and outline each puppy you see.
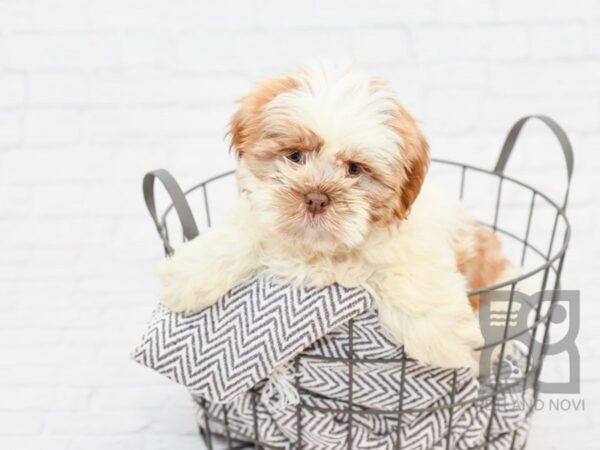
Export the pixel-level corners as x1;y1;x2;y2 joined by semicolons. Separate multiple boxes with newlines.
159;66;511;371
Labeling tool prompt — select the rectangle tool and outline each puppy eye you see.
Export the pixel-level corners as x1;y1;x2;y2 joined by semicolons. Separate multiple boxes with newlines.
347;162;362;177
286;150;305;164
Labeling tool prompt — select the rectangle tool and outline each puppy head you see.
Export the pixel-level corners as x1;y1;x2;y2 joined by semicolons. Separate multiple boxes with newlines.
230;66;429;253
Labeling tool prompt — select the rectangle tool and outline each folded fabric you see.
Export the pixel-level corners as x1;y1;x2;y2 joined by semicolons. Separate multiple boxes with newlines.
132;276;532;449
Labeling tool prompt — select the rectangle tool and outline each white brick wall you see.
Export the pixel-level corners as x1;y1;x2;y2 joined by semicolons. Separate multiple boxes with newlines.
0;1;598;449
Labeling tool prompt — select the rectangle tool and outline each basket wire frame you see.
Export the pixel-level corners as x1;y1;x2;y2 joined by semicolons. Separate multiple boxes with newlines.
143;116;573;450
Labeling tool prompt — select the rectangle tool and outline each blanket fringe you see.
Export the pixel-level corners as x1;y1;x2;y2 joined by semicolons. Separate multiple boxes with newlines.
261;361;300;409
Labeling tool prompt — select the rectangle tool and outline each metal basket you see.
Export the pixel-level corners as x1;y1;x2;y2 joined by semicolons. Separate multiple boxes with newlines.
143;115;573;449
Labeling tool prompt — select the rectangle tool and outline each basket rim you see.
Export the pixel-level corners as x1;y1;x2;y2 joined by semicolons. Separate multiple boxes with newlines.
159;158;571;297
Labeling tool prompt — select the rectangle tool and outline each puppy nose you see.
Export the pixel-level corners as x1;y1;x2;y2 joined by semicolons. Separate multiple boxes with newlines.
304;192;331;215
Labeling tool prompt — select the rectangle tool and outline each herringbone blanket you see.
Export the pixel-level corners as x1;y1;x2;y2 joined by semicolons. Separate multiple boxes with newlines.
132;277;532;449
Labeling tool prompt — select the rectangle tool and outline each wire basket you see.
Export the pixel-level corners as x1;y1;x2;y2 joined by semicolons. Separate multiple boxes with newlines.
143;115;573;449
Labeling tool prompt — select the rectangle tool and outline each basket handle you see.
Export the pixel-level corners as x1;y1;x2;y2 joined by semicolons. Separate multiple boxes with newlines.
494;115;573;210
143;169;199;255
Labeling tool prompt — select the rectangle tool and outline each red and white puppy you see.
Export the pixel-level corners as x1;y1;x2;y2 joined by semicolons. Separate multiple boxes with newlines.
159;66;511;371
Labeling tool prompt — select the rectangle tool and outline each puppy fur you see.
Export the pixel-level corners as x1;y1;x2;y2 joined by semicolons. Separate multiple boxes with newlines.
159;66;511;371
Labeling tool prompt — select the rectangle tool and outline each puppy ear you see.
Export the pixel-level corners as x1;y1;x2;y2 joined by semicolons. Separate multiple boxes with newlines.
229;76;299;158
390;105;430;220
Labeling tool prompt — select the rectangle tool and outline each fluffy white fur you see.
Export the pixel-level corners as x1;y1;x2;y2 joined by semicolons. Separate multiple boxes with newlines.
159;66;485;371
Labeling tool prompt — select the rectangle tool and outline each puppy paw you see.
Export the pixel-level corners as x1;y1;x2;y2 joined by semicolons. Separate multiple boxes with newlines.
401;314;483;372
406;331;480;372
159;253;231;314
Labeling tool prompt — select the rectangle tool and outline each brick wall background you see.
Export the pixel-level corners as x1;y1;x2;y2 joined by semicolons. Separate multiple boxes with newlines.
0;0;598;449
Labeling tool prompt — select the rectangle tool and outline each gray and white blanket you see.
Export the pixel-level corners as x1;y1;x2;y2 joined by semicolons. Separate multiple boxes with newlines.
132;277;532;449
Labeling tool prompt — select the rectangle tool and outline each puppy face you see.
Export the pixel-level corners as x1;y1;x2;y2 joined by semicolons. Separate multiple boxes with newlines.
230;67;429;253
